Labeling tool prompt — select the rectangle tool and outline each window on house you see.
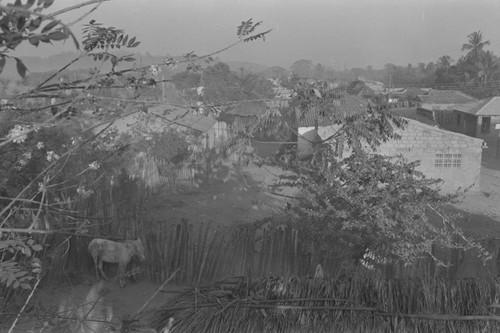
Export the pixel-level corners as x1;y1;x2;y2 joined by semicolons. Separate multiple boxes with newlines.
435;153;443;167
443;153;452;168
435;153;462;168
481;117;491;134
456;113;461;127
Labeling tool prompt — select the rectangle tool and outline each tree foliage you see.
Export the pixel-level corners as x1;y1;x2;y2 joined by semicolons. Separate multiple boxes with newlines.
345;31;500;99
0;0;273;302
0;0;80;77
171;61;275;107
263;79;480;267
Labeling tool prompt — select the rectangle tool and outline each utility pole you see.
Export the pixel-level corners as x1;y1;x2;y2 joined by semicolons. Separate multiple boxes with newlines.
388;73;392;105
162;74;165;102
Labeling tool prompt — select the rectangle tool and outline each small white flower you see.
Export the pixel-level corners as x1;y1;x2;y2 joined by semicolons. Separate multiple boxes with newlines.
7;125;31;143
88;161;100;170
76;186;85;196
149;65;161;75
164;57;178;70
23;152;32;160
36;141;44;149
77;186;94;198
38;182;45;192
46;151;60;162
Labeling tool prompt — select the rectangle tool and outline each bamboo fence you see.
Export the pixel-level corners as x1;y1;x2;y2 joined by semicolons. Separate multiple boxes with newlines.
44;160;497;286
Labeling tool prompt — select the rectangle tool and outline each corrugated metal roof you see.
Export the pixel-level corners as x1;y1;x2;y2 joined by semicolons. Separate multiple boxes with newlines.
418;90;476;104
450;97;500;116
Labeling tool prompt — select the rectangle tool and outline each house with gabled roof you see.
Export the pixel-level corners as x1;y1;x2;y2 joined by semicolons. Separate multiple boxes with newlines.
446;96;500;158
417;89;477;129
297;103;484;193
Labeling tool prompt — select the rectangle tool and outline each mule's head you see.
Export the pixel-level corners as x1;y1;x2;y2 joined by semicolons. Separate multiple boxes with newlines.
134;239;146;261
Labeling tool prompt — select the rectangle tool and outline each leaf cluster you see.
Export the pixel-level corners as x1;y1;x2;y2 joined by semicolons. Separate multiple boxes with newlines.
0;0;76;77
82;20;140;70
236;18;272;42
0;238;42;290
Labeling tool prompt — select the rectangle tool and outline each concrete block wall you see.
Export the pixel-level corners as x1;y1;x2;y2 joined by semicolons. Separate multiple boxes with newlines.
301;120;484;194
375;122;483;193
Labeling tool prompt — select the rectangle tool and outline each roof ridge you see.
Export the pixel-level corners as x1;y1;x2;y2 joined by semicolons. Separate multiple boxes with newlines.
456;90;476;100
476;96;497;116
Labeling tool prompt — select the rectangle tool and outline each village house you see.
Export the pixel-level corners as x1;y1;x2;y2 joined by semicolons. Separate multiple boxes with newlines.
151;105;228;151
93;104;228;151
297;102;484;194
444;96;500;159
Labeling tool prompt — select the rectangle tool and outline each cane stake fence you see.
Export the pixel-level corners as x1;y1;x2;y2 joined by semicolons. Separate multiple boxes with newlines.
41;165;497;285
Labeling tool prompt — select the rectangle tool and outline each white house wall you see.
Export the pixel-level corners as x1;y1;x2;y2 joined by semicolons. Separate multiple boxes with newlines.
298;120;483;194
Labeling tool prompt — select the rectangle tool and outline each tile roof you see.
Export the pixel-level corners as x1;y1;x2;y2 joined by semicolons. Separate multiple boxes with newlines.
418;90;477;104
449;96;500;116
148;105;217;133
296;95;369;127
225;101;270;117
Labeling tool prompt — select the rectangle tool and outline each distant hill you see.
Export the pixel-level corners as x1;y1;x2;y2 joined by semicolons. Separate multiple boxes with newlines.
224;61;268;73
1;52;272;83
260;66;289;79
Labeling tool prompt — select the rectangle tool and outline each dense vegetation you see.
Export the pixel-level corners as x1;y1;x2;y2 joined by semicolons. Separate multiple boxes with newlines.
287;31;499;99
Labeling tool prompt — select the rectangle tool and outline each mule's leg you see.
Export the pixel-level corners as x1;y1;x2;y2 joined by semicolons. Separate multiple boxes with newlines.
118;264;126;288
90;254;100;281
98;259;109;280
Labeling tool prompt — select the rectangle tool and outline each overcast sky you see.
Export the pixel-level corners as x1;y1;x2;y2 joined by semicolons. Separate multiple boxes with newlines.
15;0;500;69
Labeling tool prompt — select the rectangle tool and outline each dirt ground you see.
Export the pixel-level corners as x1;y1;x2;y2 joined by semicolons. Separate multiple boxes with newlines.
10;277;182;332
139;163;294;226
454;166;500;218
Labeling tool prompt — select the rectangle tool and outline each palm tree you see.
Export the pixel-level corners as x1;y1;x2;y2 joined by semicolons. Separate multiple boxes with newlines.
476;50;499;84
462;31;490;63
437;55;452;69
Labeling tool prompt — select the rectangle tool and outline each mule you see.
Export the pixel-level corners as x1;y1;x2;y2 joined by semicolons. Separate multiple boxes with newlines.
88;238;146;288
